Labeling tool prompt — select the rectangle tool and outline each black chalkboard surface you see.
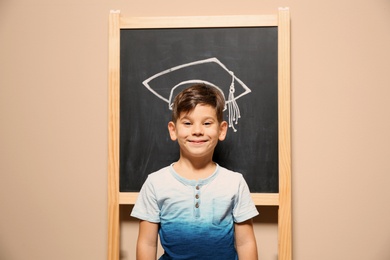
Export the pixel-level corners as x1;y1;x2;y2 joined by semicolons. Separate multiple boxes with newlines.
119;26;278;193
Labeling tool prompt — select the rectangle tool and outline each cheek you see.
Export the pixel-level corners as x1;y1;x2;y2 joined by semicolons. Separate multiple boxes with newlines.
210;129;222;139
175;128;190;138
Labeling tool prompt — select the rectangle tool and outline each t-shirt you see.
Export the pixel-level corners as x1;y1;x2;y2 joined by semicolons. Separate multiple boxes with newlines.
131;164;259;260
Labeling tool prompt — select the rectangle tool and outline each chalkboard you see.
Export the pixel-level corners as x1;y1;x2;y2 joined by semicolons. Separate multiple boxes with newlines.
119;26;278;193
108;11;291;260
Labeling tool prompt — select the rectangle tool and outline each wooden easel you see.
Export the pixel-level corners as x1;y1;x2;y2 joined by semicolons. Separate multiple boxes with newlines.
108;8;291;260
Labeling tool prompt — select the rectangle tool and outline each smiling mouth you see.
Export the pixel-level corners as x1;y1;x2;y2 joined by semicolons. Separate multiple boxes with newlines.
188;140;207;144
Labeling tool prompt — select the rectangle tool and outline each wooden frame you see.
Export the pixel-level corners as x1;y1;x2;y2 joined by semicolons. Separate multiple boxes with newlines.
108;8;291;260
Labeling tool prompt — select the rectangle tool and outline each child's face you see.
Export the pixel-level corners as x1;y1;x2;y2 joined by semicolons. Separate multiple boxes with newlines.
168;104;227;159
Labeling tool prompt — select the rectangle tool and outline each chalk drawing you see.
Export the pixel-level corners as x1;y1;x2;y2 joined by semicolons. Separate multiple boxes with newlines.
142;57;251;132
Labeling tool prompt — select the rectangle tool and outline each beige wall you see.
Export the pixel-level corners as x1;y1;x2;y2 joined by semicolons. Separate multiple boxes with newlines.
1;0;390;259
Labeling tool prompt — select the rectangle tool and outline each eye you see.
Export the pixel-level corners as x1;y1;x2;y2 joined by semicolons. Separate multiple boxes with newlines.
204;122;212;126
183;121;191;126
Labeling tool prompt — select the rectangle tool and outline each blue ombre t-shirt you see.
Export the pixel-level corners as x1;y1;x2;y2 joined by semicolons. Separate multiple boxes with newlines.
131;164;259;260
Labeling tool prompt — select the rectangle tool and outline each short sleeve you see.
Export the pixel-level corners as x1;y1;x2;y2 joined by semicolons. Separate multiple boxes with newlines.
130;176;161;223
232;175;259;223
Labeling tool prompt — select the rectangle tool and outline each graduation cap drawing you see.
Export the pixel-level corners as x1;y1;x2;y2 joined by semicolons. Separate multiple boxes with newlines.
142;57;251;132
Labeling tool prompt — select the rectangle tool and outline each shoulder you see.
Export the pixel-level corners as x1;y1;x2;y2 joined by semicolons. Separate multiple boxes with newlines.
213;165;248;191
139;165;173;191
146;165;172;181
217;165;244;180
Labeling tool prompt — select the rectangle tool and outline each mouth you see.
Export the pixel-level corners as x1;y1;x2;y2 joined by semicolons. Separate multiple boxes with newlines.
188;140;207;144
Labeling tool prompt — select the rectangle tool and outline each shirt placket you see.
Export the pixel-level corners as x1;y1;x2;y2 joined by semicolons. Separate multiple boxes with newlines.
194;184;201;218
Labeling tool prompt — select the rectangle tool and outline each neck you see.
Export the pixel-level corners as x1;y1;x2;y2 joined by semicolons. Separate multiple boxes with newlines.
173;157;216;180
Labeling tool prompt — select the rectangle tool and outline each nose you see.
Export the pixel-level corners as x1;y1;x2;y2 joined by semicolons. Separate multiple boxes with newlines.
192;123;204;136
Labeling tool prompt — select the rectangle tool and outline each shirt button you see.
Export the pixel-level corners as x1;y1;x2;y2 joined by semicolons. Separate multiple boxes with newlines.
195;185;200;190
195;194;199;199
195;202;199;208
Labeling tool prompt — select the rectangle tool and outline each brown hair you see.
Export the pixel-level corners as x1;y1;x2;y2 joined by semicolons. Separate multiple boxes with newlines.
171;84;225;123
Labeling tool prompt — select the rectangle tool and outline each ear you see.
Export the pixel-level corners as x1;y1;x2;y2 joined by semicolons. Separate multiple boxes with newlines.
218;121;228;141
168;121;177;141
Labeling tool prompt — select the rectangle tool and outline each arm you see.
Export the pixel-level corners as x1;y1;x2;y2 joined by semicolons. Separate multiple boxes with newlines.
235;219;258;260
136;220;159;260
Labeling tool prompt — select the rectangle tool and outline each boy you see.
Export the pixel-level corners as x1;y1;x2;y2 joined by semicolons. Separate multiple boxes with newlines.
131;83;259;259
